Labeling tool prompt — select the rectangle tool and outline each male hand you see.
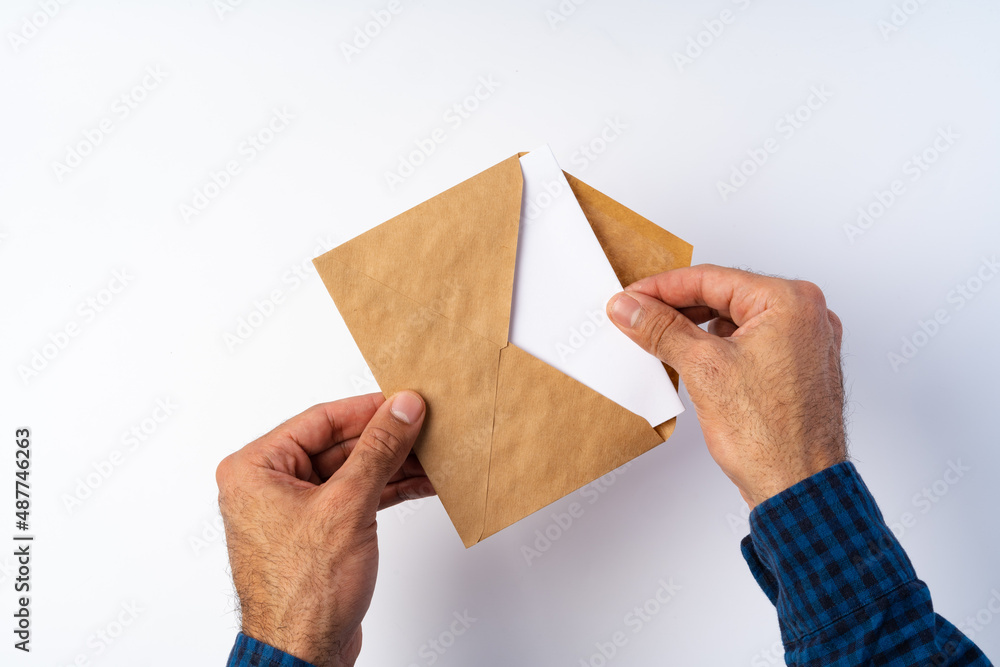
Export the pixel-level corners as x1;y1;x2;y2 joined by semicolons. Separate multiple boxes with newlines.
607;265;847;508
216;391;434;667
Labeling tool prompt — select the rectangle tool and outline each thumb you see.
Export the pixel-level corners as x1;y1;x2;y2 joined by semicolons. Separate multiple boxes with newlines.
335;390;426;507
607;291;710;373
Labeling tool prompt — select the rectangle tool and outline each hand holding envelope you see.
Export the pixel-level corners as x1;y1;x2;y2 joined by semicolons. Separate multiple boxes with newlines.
314;147;693;547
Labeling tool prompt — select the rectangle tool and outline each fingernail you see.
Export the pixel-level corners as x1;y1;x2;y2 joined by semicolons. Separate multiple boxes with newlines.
390;391;424;425
610;293;642;328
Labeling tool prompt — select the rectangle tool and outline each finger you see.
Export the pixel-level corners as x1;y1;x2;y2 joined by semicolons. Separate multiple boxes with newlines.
708;317;739;338
626;265;788;328
309;454;425;488
312;437;425;483
607;291;714;373
827;309;844;347
387;452;427;483
333;391;426;507
274;393;384;456
378;476;437;511
310;436;359;480
230;394;386;482
677;305;721;326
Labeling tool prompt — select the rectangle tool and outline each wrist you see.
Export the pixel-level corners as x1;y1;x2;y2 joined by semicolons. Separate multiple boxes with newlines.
744;462;916;643
241;624;348;667
745;452;848;509
231;632;321;667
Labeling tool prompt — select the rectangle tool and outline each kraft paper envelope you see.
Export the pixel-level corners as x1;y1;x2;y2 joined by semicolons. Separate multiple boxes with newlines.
314;153;692;547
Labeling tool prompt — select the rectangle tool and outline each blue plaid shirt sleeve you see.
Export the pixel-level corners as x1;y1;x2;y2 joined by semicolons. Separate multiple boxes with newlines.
741;461;993;666
226;632;316;667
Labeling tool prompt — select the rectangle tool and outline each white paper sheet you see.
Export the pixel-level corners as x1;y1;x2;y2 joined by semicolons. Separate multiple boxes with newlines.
509;145;684;427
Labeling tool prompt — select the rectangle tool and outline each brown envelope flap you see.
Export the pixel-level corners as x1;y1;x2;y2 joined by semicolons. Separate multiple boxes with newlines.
323;154;523;348
566;173;693;287
482;344;664;541
314;154;527;547
313;252;500;549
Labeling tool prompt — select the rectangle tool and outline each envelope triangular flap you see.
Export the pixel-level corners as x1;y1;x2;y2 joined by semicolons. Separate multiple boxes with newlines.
314;254;501;547
327;154;523;348
314;155;523;548
483;345;663;540
565;173;693;288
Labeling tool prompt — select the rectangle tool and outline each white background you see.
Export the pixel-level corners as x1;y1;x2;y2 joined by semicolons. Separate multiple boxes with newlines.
2;1;999;665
